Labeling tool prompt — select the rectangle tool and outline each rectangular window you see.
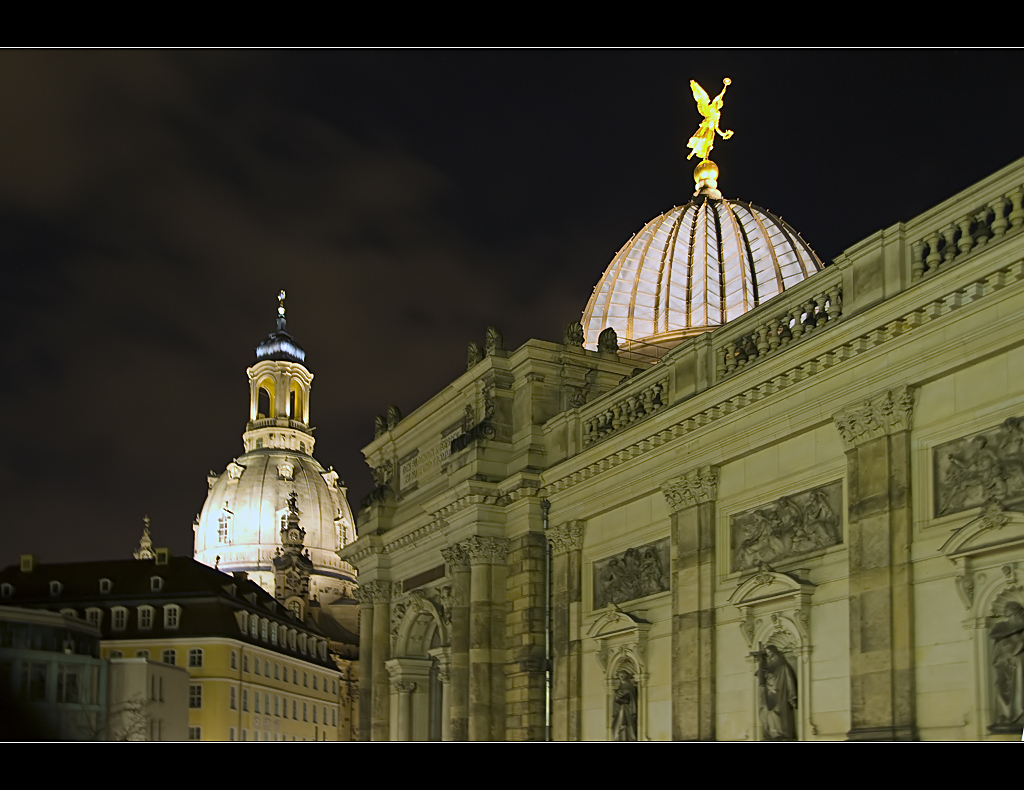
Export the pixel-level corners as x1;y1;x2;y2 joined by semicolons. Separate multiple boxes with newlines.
303;672;308;687
242;689;249;712
112;609;127;630
264;693;270;714
313;705;317;724
274;663;279;680
162;649;176;665
293;669;298;684
274;695;280;717
230;651;237;670
303;702;308;722
265;662;271;678
230;687;237;710
292;700;297;719
57;665;79;703
243;654;249;673
188;648;203;668
23;663;46;701
138;608;152;629
242;729;247;742
189;685;202;708
229;727;236;742
332;708;337;727
255;692;261;714
188;726;201;741
313;675;318;691
164;606;180;629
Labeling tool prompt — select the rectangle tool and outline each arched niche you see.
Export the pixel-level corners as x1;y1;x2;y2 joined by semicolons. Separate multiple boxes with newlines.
728;570;816;741
586;609;651;741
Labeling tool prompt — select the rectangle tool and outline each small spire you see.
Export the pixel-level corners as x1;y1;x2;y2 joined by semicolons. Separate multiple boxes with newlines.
134;516;155;560
277;289;287;332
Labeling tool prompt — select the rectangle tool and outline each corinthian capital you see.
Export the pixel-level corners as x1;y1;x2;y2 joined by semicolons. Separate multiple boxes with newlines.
547;520;585;554
464;535;509;564
355;580;392;604
661;465;720;513
833;385;915;450
441;543;469;572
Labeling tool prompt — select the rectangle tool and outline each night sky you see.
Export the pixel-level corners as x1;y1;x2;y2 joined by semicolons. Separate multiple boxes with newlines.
3;50;1022;570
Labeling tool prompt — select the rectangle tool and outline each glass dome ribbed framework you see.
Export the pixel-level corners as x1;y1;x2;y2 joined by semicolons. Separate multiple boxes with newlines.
582;196;824;349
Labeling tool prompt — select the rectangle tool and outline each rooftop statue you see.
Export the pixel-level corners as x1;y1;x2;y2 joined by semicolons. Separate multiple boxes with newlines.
687;78;733;162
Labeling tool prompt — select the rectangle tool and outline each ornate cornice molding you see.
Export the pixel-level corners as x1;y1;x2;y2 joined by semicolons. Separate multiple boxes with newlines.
661;465;720;513
833;385;915;450
547;520;585;554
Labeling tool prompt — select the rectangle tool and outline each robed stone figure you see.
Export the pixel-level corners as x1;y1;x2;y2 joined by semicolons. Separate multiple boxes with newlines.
754;644;798;740
612;669;638;741
990;601;1024;728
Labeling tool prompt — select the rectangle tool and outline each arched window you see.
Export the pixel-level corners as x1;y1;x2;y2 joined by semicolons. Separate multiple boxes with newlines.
257;382;273;419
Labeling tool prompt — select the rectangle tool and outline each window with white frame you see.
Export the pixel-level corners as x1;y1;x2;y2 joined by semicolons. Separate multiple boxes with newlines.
86;608;102;627
243;654;249;673
229;726;236;742
230;651;237;670
303;702;308;721
112;607;127;631
138;606;153;630
163;605;181;629
99;578;112;594
313;674;318;691
230;687;237;710
250;615;258;638
150;576;163;592
292;699;297;719
189;685;202;708
261;619;268;641
49;581;62;596
1;583;13;598
60;608;76;618
188;726;201;741
274;695;280;717
109;650;123;659
274;662;279;680
271;623;278;644
162;649;176;665
242;689;249;711
255;692;261;714
135;649;150;659
264;661;271;678
188;648;203;668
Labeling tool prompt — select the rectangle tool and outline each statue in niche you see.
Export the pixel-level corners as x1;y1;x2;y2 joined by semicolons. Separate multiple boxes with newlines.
597;327;619;353
612;668;638;741
485;326;503;356
990;601;1024;728
564;321;584;347
467;342;483;370
752;643;798;740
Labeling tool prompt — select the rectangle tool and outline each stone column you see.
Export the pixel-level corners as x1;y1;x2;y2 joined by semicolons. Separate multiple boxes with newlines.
465;535;508;741
394;680;416;741
662;465;719;741
548;520;585;741
503;528;547;741
356;586;373;741
360;580;392;742
833;386;917;740
428;647;453;741
441;543;470;740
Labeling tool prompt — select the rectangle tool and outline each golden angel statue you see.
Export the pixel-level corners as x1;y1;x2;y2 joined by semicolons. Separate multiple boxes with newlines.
687;78;734;161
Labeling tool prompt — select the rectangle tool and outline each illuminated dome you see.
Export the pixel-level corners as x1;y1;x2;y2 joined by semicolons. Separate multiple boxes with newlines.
582;193;824;351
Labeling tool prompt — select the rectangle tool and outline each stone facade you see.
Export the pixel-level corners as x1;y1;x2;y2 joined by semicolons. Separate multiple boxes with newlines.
342;156;1024;740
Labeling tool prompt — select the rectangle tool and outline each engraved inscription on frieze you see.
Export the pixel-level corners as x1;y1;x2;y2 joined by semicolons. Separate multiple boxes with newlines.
935;417;1024;518
731;481;843;571
593;538;669;610
400;424;466;490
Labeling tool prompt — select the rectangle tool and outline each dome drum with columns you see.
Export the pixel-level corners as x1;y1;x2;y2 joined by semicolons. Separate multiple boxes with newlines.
194;292;357;604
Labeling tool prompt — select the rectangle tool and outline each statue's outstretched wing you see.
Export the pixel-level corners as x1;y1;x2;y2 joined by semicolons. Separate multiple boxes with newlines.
690;80;711;116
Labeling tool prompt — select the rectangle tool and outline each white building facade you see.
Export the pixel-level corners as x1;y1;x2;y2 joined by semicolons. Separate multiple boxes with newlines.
344;156;1024;741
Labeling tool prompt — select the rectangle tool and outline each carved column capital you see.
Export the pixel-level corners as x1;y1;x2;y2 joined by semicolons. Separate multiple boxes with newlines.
833;385;916;450
355;580;392;604
463;535;508;564
393;680;417;693
441;543;469;572
661;465;720;513
547;520;585;554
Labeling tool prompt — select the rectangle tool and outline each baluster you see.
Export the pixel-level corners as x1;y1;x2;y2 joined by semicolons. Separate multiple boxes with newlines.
924;231;942;274
777;315;793;345
767;318;782;352
989;196;1009;238
814;294;828;326
911;240;925;280
789;309;804;341
828;286;842;320
1008;186;1024;230
955;215;974;256
716;349;727;380
942;223;958;265
974;207;992;247
651;382;663;408
641;387;653;415
725;341;738;373
755;324;770;357
802;299;818;331
630;394;643;420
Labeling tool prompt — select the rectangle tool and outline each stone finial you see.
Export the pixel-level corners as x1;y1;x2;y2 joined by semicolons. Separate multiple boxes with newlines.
485;326;503;356
373;415;387;438
661;465;720;513
832;385;915;450
133;516;155;560
598;327;619;353
467;342;484;370
386;405;402;430
564;321;585;347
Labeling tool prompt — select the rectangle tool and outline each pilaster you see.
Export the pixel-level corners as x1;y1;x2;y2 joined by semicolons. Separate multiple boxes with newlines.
662;464;719;741
548;519;584;741
441;543;470;741
833;385;917;741
357;579;392;742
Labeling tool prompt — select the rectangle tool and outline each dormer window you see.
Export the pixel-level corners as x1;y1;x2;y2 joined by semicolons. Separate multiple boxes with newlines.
86;608;102;627
49;581;62;596
99;578;112;594
163;604;181;629
0;583;12;599
150;576;163;592
60;608;77;618
138;606;154;630
112;607;128;631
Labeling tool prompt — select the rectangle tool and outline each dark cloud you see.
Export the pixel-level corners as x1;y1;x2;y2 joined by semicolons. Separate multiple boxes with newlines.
2;49;1023;569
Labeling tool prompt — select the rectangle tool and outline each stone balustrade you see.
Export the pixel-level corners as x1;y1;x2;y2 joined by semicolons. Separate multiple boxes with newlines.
716;283;843;379
911;185;1024;281
582;375;668;447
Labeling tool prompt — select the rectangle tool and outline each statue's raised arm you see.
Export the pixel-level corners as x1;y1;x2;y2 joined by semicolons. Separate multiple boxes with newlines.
687;78;734;161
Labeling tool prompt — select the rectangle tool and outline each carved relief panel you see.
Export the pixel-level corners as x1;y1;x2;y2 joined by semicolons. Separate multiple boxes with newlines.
934;417;1024;518
731;481;843;572
592;538;669;610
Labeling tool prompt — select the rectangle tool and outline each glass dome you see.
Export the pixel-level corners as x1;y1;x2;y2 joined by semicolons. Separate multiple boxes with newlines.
582;196;824;350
